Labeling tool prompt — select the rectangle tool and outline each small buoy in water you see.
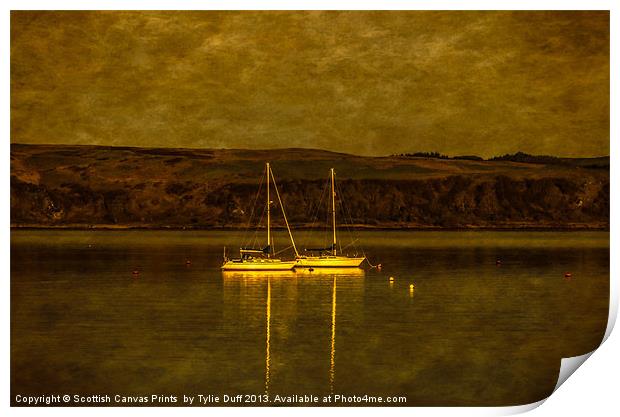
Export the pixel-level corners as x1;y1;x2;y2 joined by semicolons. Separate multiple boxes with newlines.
496;259;502;266
185;259;191;266
377;263;382;270
389;277;394;282
410;284;415;290
132;269;140;276
564;272;572;279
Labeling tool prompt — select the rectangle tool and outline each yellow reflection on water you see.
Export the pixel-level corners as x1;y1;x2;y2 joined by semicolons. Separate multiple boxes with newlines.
329;276;337;394
265;277;271;396
222;268;365;279
221;270;299;280
221;268;364;395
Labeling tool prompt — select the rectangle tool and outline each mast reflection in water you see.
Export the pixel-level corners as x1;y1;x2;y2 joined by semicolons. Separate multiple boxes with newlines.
221;268;365;396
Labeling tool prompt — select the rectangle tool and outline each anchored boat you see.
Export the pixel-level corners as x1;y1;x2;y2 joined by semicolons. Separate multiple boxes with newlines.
295;168;366;268
221;162;299;271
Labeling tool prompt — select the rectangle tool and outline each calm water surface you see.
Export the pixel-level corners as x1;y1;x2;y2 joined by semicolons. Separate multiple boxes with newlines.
11;230;609;406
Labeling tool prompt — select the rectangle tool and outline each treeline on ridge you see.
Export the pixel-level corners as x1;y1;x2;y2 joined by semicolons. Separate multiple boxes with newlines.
11;174;609;228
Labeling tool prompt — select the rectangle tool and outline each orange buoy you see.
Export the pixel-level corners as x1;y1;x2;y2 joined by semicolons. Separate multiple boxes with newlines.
564;272;572;279
496;259;502;266
185;259;192;266
132;269;140;276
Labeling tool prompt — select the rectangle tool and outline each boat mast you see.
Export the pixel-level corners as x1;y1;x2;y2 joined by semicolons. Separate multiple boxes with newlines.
331;168;337;256
266;162;271;257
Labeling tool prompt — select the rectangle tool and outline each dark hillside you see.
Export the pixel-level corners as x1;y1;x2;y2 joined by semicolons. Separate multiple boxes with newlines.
10;144;609;229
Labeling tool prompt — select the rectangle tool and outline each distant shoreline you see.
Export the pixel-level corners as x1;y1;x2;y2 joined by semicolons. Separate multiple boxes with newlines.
10;224;610;232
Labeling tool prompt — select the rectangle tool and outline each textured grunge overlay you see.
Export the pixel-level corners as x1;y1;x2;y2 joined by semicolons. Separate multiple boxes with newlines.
11;11;609;158
10;10;610;408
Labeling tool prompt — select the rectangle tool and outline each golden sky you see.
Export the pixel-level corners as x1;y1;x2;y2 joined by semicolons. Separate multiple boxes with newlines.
11;11;609;157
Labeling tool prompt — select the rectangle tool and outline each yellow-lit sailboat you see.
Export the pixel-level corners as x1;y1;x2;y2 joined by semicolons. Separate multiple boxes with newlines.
221;163;299;271
295;168;366;269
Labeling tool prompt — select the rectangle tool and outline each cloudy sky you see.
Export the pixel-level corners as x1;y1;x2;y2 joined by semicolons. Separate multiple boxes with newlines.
11;11;609;157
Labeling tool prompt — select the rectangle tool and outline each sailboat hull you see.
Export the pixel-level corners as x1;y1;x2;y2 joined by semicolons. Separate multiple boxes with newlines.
294;267;366;276
295;256;366;268
221;259;297;271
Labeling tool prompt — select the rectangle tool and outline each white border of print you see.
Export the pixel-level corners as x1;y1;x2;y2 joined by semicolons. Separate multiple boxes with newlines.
1;1;616;417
